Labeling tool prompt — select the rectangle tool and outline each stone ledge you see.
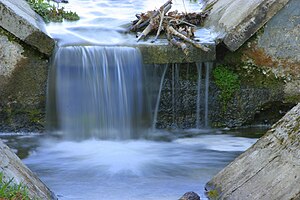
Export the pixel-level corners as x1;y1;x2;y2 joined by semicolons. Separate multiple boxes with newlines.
205;0;290;51
137;43;216;64
0;0;55;56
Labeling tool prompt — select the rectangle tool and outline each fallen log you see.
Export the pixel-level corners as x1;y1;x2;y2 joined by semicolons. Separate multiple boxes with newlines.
167;26;210;52
170;38;188;55
137;18;154;41
151;7;166;43
131;0;172;31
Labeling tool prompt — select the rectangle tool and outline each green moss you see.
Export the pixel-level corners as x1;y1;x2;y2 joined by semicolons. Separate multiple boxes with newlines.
291;117;300;135
211;122;226;128
213;65;240;109
26;0;80;23
236;62;284;89
207;189;219;200
285;94;300;103
0;172;30;200
27;109;43;124
0;28;22;43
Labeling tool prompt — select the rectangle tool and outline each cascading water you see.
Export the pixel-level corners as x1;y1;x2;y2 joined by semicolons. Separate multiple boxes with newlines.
47;46;149;140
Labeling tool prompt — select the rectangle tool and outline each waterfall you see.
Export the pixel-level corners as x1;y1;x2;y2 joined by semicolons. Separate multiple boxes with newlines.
47;46;148;140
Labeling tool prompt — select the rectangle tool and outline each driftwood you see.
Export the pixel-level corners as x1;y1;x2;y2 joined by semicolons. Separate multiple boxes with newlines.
167;26;210;52
129;0;215;54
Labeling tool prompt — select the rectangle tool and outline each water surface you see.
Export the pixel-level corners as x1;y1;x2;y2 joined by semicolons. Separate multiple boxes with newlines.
1;128;266;200
47;0;216;46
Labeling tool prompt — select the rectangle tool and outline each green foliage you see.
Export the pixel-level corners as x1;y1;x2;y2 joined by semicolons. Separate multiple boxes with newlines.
207;189;219;200
0;172;30;200
26;0;80;23
213;65;240;108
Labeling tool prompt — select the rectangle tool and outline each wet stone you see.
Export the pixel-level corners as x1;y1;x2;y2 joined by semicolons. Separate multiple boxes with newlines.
179;191;201;200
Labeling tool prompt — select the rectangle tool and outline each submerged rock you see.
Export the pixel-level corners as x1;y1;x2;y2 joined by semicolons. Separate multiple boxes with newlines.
179;191;201;200
205;103;300;200
0;140;57;199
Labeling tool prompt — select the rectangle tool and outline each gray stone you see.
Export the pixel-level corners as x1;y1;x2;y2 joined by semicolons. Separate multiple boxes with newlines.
0;0;55;56
205;0;290;51
0;140;56;199
179;191;201;200
0;35;24;77
258;0;300;62
205;103;300;200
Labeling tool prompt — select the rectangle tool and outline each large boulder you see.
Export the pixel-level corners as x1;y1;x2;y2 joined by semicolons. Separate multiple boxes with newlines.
0;140;56;199
205;103;300;200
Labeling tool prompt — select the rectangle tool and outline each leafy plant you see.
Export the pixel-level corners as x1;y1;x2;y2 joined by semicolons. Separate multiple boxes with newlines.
213;65;240;109
26;0;80;23
0;172;30;200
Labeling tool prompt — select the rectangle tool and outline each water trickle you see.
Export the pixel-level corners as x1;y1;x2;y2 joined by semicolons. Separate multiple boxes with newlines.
204;62;213;127
152;64;168;130
47;46;149;140
170;64;180;128
196;63;203;129
172;64;176;127
194;62;212;128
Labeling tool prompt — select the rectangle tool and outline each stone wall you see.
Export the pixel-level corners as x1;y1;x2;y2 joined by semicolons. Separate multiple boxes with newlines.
156;0;299;129
0;0;54;132
156;62;294;129
209;0;300;127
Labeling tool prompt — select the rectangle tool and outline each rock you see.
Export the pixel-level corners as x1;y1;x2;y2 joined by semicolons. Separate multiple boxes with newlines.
205;0;290;51
0;35;24;78
0;140;57;199
179;191;201;200
0;0;55;56
205;103;300;200
257;0;300;63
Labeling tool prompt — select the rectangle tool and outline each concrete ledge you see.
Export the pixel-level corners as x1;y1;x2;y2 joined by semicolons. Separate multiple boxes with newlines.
205;0;290;51
0;0;55;56
138;43;215;64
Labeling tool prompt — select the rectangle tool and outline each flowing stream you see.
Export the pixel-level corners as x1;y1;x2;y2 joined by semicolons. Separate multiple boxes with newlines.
1;128;266;200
